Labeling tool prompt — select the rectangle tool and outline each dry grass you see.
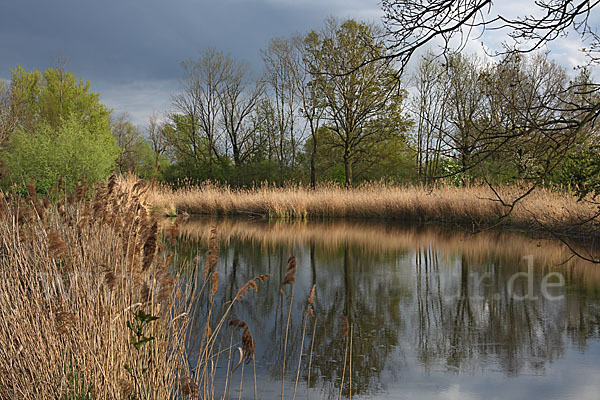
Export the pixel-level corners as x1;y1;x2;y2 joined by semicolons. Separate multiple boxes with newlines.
147;180;600;237
0;174;346;399
0;176;197;399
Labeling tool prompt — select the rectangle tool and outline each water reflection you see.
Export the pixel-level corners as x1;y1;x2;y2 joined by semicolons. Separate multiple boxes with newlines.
170;217;600;400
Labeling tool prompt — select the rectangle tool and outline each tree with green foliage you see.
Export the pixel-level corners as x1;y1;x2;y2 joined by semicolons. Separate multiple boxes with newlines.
9;65;111;136
0;65;117;191
306;125;414;184
304;18;409;186
1;115;119;193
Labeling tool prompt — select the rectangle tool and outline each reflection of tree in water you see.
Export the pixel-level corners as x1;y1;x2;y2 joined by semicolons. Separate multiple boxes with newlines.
171;222;600;397
412;247;600;376
308;241;408;398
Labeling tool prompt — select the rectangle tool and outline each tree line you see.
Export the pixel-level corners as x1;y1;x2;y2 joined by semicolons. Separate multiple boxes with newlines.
0;12;599;193
162;18;411;187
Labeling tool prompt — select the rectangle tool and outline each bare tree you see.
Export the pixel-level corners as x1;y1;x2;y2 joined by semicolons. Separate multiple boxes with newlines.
219;61;264;167
194;48;232;174
383;1;600;178
262;37;303;183
382;1;599;71
410;52;448;182
171;60;204;172
0;81;15;149
111;112;143;174
147;112;169;170
294;34;326;188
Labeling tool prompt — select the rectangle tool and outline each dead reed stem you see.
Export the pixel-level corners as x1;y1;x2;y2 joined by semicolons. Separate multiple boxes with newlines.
253;356;257;400
338;336;349;400
349;324;353;400
293;311;309;400
307;316;318;400
238;359;245;400
338;316;350;400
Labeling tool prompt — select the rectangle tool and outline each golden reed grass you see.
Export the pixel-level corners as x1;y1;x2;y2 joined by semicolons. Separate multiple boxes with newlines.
146;178;600;237
1;174;329;400
0;176;193;399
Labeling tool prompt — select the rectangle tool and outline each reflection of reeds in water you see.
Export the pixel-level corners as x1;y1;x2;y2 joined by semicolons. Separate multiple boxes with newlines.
167;217;600;288
148;181;599;236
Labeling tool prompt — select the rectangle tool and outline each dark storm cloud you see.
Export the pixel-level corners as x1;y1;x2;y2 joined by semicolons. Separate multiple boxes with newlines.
0;0;379;81
4;0;587;126
0;0;380;123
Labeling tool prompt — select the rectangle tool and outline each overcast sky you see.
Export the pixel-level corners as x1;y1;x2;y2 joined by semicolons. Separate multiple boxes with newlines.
0;0;596;127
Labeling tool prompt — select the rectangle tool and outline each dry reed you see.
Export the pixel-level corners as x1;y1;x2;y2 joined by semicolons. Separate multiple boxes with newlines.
0;175;292;399
0;176;192;399
147;179;600;237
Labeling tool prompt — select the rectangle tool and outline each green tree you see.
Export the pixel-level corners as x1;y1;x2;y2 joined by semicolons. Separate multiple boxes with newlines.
1;115;119;192
305;18;407;186
9;65;111;136
1;65;117;191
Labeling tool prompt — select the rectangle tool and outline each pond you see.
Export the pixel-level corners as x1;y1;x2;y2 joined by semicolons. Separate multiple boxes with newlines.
170;217;600;400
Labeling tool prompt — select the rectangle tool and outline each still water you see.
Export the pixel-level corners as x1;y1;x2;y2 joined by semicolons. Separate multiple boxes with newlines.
172;218;600;400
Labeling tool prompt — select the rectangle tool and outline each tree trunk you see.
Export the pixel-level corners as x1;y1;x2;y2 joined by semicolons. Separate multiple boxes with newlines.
310;133;317;189
343;151;352;188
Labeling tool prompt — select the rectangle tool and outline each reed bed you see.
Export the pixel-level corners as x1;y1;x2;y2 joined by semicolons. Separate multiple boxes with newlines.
0;175;333;399
0;177;196;399
147;180;600;237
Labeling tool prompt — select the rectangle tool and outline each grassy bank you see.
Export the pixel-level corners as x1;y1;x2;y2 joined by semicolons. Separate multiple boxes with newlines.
147;181;600;237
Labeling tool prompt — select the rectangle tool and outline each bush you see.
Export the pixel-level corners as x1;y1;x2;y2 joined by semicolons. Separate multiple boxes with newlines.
0;115;119;193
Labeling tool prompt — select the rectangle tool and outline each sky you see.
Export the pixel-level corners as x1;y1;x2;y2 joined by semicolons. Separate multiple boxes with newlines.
0;0;596;127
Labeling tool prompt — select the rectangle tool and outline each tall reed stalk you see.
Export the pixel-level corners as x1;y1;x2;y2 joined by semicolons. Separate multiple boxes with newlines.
280;256;297;400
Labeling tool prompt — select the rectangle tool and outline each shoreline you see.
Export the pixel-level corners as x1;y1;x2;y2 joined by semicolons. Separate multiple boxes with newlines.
145;182;600;240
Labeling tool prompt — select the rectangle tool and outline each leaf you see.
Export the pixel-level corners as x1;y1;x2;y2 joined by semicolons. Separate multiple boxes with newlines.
135;310;159;323
133;336;155;349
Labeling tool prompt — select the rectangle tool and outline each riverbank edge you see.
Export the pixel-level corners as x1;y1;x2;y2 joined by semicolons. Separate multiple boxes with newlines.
146;184;600;242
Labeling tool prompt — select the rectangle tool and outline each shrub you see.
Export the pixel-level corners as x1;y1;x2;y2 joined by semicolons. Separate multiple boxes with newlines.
0;115;119;193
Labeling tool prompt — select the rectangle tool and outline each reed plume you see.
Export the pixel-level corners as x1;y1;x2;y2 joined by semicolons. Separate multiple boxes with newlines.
142;221;158;270
307;284;316;317
280;256;297;295
235;274;271;301
179;376;199;398
229;319;255;364
340;315;349;340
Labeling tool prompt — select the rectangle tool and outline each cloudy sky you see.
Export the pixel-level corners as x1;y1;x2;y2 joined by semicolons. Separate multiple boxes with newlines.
0;0;595;127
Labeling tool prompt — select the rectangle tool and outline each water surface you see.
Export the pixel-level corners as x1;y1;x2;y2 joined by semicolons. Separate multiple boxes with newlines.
172;218;600;400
